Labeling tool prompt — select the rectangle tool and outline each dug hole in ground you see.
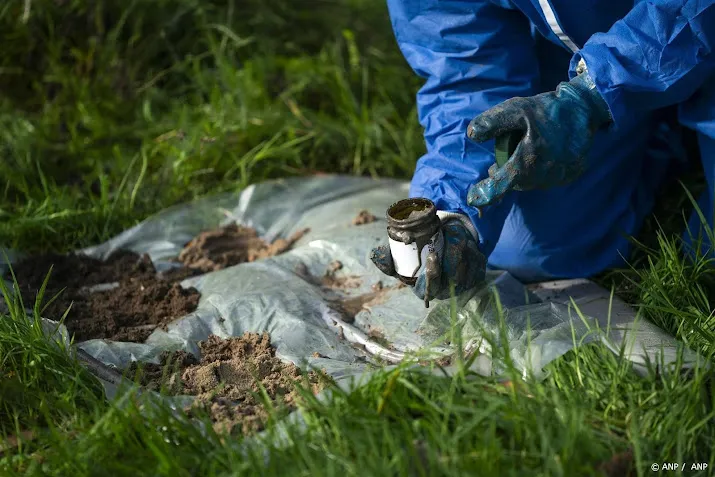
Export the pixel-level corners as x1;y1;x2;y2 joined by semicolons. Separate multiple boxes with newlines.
1;175;705;439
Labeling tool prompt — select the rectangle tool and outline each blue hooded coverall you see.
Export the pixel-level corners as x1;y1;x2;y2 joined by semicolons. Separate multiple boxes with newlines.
387;0;715;282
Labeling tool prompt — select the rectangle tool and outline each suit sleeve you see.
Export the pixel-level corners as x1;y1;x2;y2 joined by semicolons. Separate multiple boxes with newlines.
386;0;540;257
571;0;715;127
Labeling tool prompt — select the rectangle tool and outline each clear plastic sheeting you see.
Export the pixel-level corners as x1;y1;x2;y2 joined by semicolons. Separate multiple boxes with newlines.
4;176;704;390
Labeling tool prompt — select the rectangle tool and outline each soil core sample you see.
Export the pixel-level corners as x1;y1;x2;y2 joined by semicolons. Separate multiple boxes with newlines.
178;223;309;273
8;251;202;343
127;332;326;436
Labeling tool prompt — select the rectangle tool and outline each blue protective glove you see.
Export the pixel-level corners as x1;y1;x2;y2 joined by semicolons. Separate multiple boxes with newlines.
370;217;487;302
465;70;612;208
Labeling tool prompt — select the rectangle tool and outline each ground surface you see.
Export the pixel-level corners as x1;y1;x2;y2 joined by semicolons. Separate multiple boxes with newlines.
0;1;713;476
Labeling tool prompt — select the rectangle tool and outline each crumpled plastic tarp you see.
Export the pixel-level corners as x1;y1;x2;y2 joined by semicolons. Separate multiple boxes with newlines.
2;176;704;395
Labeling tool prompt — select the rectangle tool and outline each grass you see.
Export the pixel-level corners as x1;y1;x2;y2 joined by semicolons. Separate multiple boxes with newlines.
0;0;422;253
0;0;713;475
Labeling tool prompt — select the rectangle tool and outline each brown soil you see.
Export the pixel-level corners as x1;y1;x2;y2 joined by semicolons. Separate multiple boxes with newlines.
352;210;377;226
294;262;402;324
127;332;326;436
177;223;309;273
8;251;202;343
8;223;309;343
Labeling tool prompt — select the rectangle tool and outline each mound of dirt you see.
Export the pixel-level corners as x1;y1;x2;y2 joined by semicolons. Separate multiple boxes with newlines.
127;332;326;436
178;223;310;273
9;251;202;343
7;223;310;343
352;210;377;225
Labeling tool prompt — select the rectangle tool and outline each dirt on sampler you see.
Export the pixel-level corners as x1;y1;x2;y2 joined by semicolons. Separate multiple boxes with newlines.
9;251;202;343
177;223;309;273
352;209;377;226
127;332;326;436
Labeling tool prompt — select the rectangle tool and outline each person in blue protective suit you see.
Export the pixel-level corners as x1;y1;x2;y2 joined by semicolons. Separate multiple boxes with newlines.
370;0;715;303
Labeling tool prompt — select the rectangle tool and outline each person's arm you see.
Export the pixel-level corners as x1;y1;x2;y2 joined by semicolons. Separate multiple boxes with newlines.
571;0;715;127
386;0;539;257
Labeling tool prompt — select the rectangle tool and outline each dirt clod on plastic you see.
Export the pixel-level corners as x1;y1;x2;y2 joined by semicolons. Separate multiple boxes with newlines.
9;251;202;342
352;210;377;225
178;223;309;273
126;332;326;436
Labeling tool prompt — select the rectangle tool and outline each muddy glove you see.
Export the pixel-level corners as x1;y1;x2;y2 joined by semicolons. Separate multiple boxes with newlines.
370;213;486;302
465;66;612;208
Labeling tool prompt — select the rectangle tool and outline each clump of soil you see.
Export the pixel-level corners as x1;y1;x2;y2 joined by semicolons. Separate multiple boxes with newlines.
178;223;310;273
8;251;202;343
352;209;377;225
126;332;326;436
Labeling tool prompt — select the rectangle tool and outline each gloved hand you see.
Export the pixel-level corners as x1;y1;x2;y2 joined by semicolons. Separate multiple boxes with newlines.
370;216;486;302
465;68;612;208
